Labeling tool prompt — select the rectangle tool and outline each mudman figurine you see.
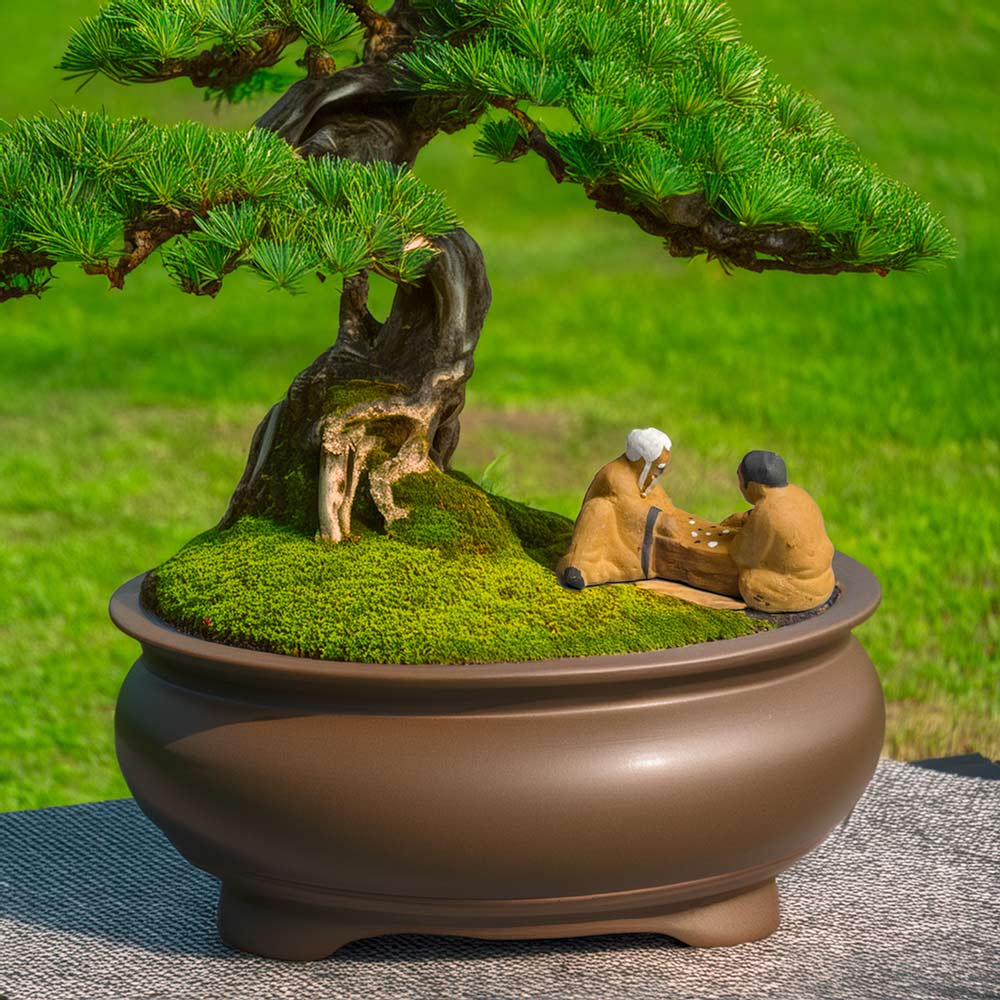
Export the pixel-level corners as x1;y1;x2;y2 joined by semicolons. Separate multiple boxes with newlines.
558;432;836;614
558;428;742;597
727;450;836;613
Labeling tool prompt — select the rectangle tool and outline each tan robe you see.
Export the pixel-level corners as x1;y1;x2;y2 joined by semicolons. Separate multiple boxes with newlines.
557;452;741;595
730;483;835;612
557;453;670;586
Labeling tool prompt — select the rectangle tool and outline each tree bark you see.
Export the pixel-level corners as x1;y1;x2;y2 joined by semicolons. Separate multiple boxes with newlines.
220;48;491;541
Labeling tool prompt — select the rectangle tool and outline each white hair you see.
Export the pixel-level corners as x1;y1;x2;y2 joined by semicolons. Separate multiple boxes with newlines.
626;427;672;462
626;427;672;496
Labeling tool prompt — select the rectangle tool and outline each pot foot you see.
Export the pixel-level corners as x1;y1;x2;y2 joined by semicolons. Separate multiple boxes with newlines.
216;878;780;959
465;878;780;949
217;884;367;961
644;879;780;947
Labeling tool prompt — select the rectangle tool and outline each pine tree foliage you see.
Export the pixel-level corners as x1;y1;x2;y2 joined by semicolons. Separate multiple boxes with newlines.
59;0;361;99
0;110;458;301
0;0;956;302
403;0;955;272
473;118;528;161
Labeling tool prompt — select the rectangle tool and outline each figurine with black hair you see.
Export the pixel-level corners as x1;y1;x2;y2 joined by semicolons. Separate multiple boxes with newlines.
728;450;836;613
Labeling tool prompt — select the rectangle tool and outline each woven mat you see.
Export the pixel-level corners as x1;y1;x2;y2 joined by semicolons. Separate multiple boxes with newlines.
1;759;997;1000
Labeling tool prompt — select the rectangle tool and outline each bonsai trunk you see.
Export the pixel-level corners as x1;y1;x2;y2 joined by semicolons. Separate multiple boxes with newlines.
220;62;492;541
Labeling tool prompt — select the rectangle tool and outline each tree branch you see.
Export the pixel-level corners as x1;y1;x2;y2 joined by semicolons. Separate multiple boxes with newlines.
489;99;567;182
474;102;885;276
0;250;55;280
344;0;393;34
587;183;885;278
343;0;416;62
133;28;301;92
0;250;56;302
0;281;52;303
82;209;200;290
749;258;887;276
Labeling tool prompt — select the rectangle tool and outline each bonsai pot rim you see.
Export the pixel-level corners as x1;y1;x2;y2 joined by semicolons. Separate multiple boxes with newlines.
109;551;880;697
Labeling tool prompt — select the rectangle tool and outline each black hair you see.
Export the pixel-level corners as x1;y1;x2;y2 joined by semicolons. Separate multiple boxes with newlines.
738;450;788;488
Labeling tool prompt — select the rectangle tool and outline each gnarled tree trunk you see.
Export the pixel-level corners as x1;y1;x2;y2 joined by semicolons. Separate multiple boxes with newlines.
220;44;492;541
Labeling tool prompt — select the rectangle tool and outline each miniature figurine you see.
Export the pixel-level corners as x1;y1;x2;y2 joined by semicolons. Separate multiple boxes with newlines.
558;429;741;596
558;428;674;590
560;436;837;614
728;451;836;613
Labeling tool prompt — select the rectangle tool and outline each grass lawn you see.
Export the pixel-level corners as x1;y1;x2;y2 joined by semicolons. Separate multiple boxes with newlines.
1;1;997;809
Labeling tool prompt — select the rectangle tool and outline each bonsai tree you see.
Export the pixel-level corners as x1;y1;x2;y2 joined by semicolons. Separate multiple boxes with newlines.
0;0;953;661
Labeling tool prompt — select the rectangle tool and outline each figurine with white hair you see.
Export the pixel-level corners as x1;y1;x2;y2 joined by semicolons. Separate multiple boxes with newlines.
627;427;673;497
558;428;742;595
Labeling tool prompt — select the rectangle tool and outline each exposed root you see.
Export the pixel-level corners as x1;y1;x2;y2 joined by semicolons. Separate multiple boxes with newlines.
315;366;463;541
219;229;489;539
318;427;379;543
369;435;433;526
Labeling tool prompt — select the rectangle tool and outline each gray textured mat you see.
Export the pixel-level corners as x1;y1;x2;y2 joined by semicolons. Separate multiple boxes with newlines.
1;758;997;1000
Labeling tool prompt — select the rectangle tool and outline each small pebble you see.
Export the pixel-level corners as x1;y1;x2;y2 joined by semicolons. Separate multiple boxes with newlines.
722;528;731;534
688;519;696;525
690;530;698;537
708;540;718;548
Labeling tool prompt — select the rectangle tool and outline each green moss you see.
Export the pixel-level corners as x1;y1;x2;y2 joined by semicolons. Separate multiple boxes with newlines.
484;485;576;569
389;469;516;557
145;470;767;664
326;379;405;413
249;450;319;536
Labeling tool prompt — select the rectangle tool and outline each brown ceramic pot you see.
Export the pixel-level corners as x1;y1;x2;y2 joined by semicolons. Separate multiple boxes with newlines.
109;552;884;961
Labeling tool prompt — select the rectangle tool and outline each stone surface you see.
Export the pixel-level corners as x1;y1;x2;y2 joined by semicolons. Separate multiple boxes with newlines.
0;759;996;1000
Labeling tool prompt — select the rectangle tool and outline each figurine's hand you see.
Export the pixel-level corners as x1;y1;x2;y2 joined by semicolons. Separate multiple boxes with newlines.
720;510;750;528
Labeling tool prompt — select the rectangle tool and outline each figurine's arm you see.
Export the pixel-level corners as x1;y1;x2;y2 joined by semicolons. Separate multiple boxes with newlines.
720;510;751;529
728;513;771;569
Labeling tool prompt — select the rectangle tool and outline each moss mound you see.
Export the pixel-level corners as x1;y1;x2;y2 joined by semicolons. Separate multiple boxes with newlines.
144;469;767;664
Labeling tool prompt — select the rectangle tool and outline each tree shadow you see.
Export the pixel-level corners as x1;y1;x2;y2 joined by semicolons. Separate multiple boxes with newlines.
0;799;226;959
0;798;684;965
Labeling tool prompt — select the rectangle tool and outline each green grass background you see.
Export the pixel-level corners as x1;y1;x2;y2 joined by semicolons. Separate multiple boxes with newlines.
1;1;997;809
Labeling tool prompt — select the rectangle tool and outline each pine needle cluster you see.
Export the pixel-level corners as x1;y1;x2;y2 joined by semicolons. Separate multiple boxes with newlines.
3;0;956;297
0;110;458;301
59;0;361;99
404;0;955;272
